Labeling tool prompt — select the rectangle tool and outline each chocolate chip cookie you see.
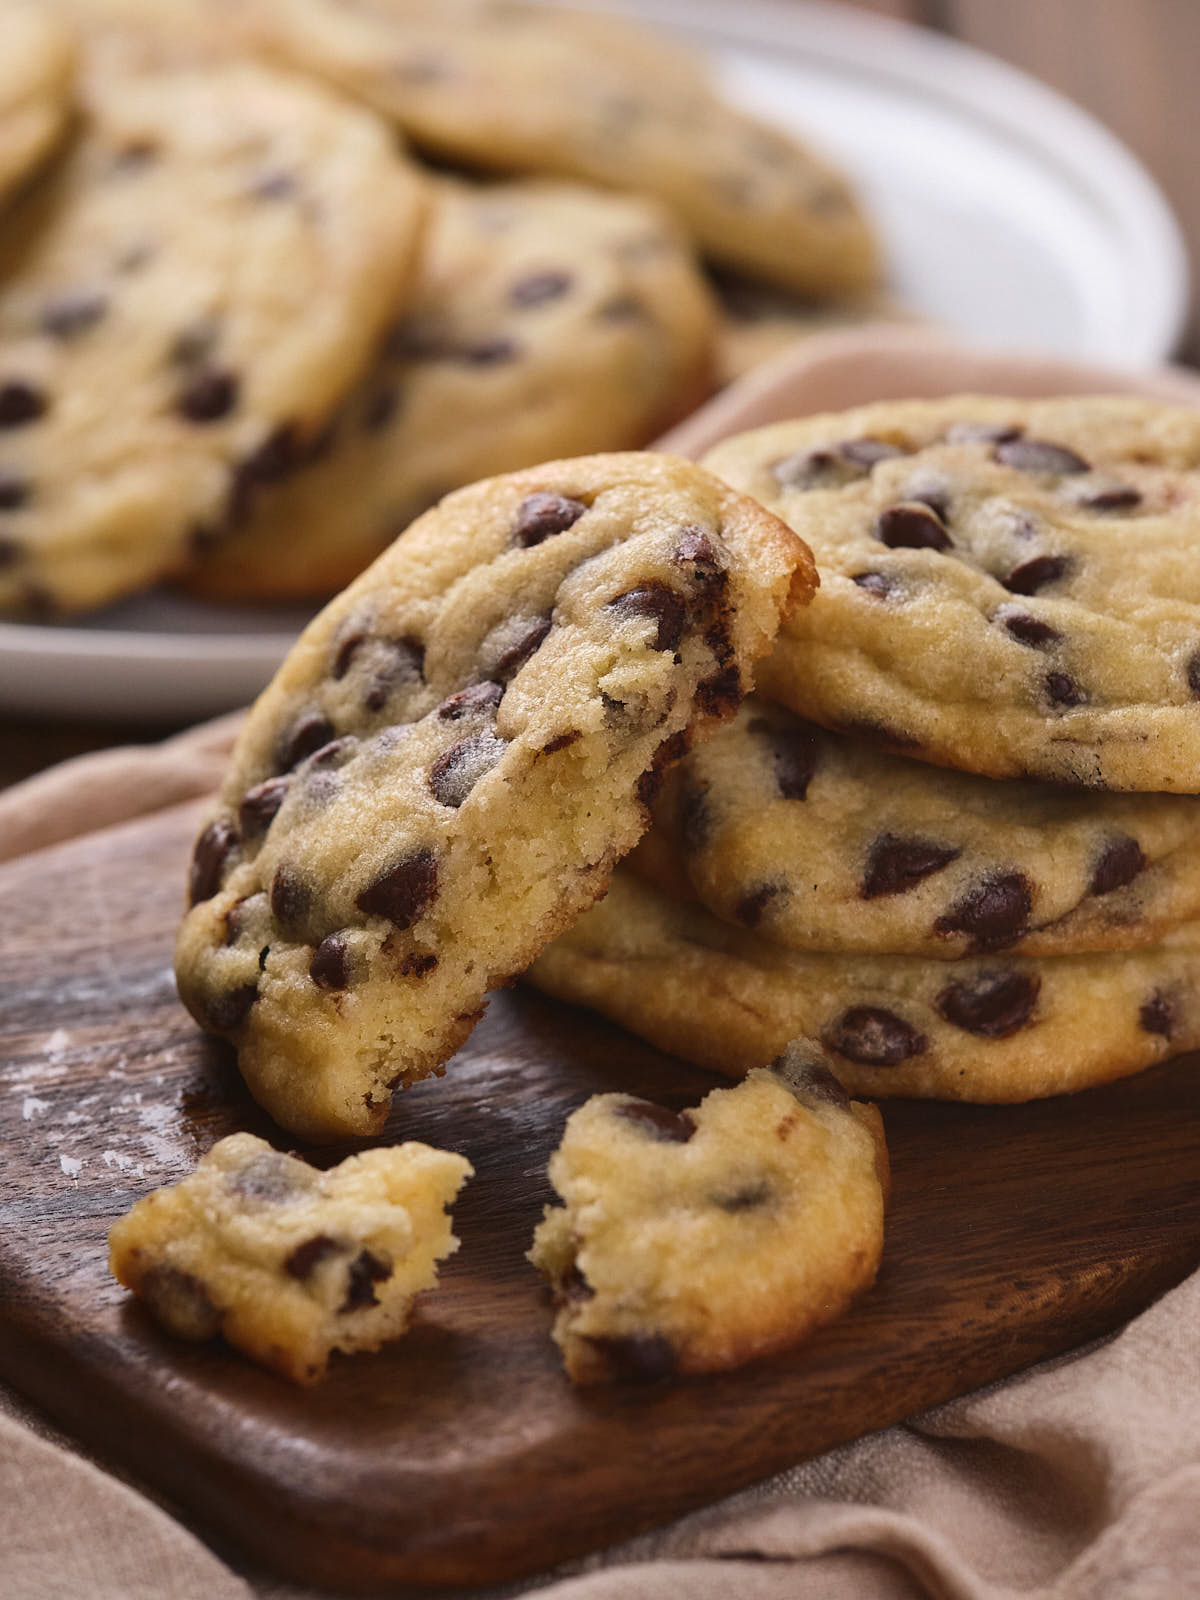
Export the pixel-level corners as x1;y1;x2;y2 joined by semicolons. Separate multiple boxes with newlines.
527;872;1200;1102
0;3;76;206
704;397;1200;790
184;177;715;601
108;1132;471;1385
0;60;426;616
632;697;1200;957
248;0;878;296
175;453;814;1139
529;1053;887;1383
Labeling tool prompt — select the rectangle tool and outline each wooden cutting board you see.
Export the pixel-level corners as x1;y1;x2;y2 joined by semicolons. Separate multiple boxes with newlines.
1;801;1198;1593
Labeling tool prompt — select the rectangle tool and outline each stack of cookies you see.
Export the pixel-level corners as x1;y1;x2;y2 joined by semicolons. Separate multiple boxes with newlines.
0;0;891;619
530;396;1200;1108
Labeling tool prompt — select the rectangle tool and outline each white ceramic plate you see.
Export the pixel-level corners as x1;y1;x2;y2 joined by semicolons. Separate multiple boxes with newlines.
2;0;1188;723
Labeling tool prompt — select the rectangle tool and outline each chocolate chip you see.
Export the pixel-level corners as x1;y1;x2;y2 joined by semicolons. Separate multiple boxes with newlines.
559;1263;593;1303
510;270;572;307
202;981;258;1031
1081;485;1141;512
996;606;1061;648
714;1180;772;1212
835;717;921;752
512;492;587;546
188;819;238;904
946;422;1021;445
438;681;503;720
852;570;897;598
112;139;159;171
862;834;960;898
429;731;507;807
636;729;690;810
735;882;781;927
269;864;309;925
770;1049;851;1109
0;382;46;428
462;337;518;365
614;1099;696;1143
672;528;725;589
340;1248;391;1312
1186;651;1200;698
223;894;262;946
397;950;437;978
310;933;351;990
238;777;290;838
277;712;336;772
284;1234;340;1279
679;782;711;850
308;736;357;770
363;637;425;712
41;291;108;339
541;730;582;754
696;666;741;717
169;318;220;368
1002;555;1070;595
139;1266;221;1341
229;1150;304;1202
761;721;821;800
596;294;644;321
493;615;552;680
608;583;687;652
177;368;238;423
934;872;1031;950
0;472;29;511
587;1333;677;1383
361;386;398;432
839;437;904;467
1139;990;1175;1037
824;1006;927;1066
250;170;296;200
995;438;1090;474
876;503;952;551
1045;671;1086;707
239;423;300;486
1090;835;1146;896
936;971;1039;1037
356;849;438;929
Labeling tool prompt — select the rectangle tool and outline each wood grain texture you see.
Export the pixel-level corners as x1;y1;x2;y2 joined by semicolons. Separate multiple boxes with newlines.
0;802;1198;1591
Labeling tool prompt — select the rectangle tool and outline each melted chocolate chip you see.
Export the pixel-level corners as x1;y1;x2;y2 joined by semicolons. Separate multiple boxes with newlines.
356;849;438;929
397;951;437;978
41;291;108;339
996;606;1061;648
1089;835;1146;896
673;526;726;585
1002;555;1070;595
587;1333;677;1383
269;864;309;925
679;781;711;851
541;730;582;754
762;721;821;800
309;933;351;990
614;1100;696;1143
340;1248;391;1312
510;270;572;307
229;1150;305;1203
238;777;290;838
112;139;159;172
512;492;587;546
876;503;953;551
202;981;258;1031
824;1006;927;1066
1081;485;1141;512
852;570;897;598
934;872;1032;951
0;381;46;428
695;665;741;717
1045;671;1086;707
438;681;504;720
596;293;645;321
636;729;690;809
277;712;336;772
188;819;238;905
361;386;398;432
251;171;296;201
139;1266;221;1340
714;1180;772;1212
0;537;19;566
494;615;552;680
608;583;687;652
839;437;904;468
1139;990;1175;1037
240;424;300;486
462;337;518;366
1186;651;1200;698
0;473;29;511
735;882;781;927
364;637;425;712
177;368;239;423
284;1234;340;1279
995;438;1090;475
936;971;1039;1037
862;834;960;898
770;1050;852;1109
429;731;507;807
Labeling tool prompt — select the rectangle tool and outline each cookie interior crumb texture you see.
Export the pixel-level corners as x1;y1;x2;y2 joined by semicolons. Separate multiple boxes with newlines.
108;1132;472;1385
529;1058;887;1383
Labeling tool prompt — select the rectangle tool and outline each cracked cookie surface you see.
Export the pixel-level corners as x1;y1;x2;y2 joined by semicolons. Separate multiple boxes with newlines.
0;3;77;206
0;59;425;616
175;453;813;1139
527;872;1200;1103
529;1053;886;1383
632;697;1200;957
704;396;1200;790
108;1132;471;1385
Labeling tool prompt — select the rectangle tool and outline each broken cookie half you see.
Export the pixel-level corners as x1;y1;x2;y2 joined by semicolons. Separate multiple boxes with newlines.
108;1133;471;1385
529;1047;888;1384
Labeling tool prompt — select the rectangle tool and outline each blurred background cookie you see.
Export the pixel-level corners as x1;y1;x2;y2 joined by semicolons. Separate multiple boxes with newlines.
0;2;78;207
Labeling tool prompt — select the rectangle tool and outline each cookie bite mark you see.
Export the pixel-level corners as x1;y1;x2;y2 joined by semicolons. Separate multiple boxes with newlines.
935;971;1040;1038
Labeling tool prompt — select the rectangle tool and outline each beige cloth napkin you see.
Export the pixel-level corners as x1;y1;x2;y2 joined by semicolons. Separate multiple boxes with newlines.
3;330;1199;1599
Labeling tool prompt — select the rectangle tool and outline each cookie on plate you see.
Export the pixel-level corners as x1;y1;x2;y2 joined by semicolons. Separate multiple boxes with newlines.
529;1053;887;1383
704;397;1200;791
527;872;1200;1102
0;3;77;207
248;0;879;296
109;1133;471;1385
631;696;1200;957
0;60;426;616
184;176;716;601
175;453;814;1139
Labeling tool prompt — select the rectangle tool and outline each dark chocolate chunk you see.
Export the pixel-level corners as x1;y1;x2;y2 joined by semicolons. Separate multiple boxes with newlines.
509;270;572;307
269;864;309;925
636;729;690;810
824;1006;927;1066
936;971;1039;1037
934;872;1032;950
852;570;897;599
493;615;552;680
309;933;351;991
607;583;687;652
995;438;1090;474
760;720;821;800
1002;555;1070;595
356;848;438;929
188;819;238;905
1045;671;1086;707
429;731;507;807
1139;989;1175;1037
614;1099;696;1143
340;1248;391;1312
238;777;290;838
139;1266;221;1341
587;1333;677;1383
438;681;504;720
177;368;239;423
40;291;108;339
996;606;1061;648
714;1180;773;1212
202;981;258;1031
0;381;46;428
735;882;781;928
862;834;960;898
1187;650;1200;698
0;472;29;511
277;712;336;772
1089;835;1146;896
876;503;952;551
284;1234;340;1280
1081;485;1141;512
512;492;587;546
695;665;741;717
